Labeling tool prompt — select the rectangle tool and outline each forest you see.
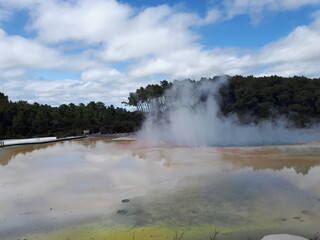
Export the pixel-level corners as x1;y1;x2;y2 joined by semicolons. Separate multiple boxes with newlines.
0;92;143;139
126;75;320;127
219;75;320;127
1;75;320;139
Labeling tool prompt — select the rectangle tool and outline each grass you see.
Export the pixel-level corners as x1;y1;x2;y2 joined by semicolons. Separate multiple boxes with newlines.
310;232;320;240
172;229;221;240
209;230;220;240
22;222;319;240
173;230;184;240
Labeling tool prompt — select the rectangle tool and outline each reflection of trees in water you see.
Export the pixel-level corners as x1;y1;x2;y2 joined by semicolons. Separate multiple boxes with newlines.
0;138;122;166
74;138;114;148
131;146;320;175
222;154;320;175
0;143;55;166
75;138;98;148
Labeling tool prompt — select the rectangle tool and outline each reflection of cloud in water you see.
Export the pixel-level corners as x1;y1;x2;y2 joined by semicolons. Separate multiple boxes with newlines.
0;139;320;239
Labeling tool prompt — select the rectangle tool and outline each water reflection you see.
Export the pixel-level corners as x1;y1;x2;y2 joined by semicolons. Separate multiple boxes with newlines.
0;139;320;240
0;143;55;166
218;144;320;175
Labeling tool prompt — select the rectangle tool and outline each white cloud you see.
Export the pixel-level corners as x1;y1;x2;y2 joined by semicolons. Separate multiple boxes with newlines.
1;70;145;106
259;26;320;64
127;11;320;79
28;0;132;44
25;1;217;62
0;0;39;10
128;46;250;80
254;19;320;76
0;24;110;79
0;0;320;106
0;8;11;22
3;78;109;105
0;68;26;79
80;68;122;83
100;5;202;61
0;29;64;69
0;28;98;73
222;0;320;22
202;8;221;24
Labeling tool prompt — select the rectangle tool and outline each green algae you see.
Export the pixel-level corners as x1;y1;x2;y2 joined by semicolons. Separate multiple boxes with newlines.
24;221;285;240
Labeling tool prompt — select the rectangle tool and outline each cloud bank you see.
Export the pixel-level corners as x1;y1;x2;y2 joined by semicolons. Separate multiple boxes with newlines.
0;0;320;105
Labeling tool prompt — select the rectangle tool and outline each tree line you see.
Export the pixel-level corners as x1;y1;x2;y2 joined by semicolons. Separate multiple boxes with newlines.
2;75;319;139
219;75;320;127
122;80;172;112
126;75;320;127
0;92;143;139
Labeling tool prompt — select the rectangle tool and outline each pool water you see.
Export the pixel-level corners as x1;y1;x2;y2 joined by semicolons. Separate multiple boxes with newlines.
0;139;320;240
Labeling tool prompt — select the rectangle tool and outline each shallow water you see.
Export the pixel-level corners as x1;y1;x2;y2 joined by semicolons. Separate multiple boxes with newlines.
0;139;320;240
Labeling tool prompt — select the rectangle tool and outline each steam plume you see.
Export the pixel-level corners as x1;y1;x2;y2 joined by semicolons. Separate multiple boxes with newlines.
138;77;320;147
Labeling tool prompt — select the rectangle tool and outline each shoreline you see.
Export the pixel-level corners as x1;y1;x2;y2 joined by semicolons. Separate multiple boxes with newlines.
0;135;85;148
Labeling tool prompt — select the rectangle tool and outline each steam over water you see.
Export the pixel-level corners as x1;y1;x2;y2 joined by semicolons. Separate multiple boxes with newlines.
138;78;320;147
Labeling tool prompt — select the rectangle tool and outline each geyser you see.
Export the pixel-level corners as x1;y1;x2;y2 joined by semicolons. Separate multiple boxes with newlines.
138;77;320;147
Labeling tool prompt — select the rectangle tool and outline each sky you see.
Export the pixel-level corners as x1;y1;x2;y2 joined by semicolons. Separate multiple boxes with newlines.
1;0;320;106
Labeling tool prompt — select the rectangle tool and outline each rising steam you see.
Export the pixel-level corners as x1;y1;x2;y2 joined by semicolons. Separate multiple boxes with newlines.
138;77;320;147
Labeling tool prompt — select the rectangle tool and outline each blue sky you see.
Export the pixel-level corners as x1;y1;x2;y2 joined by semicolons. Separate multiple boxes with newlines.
0;0;320;106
